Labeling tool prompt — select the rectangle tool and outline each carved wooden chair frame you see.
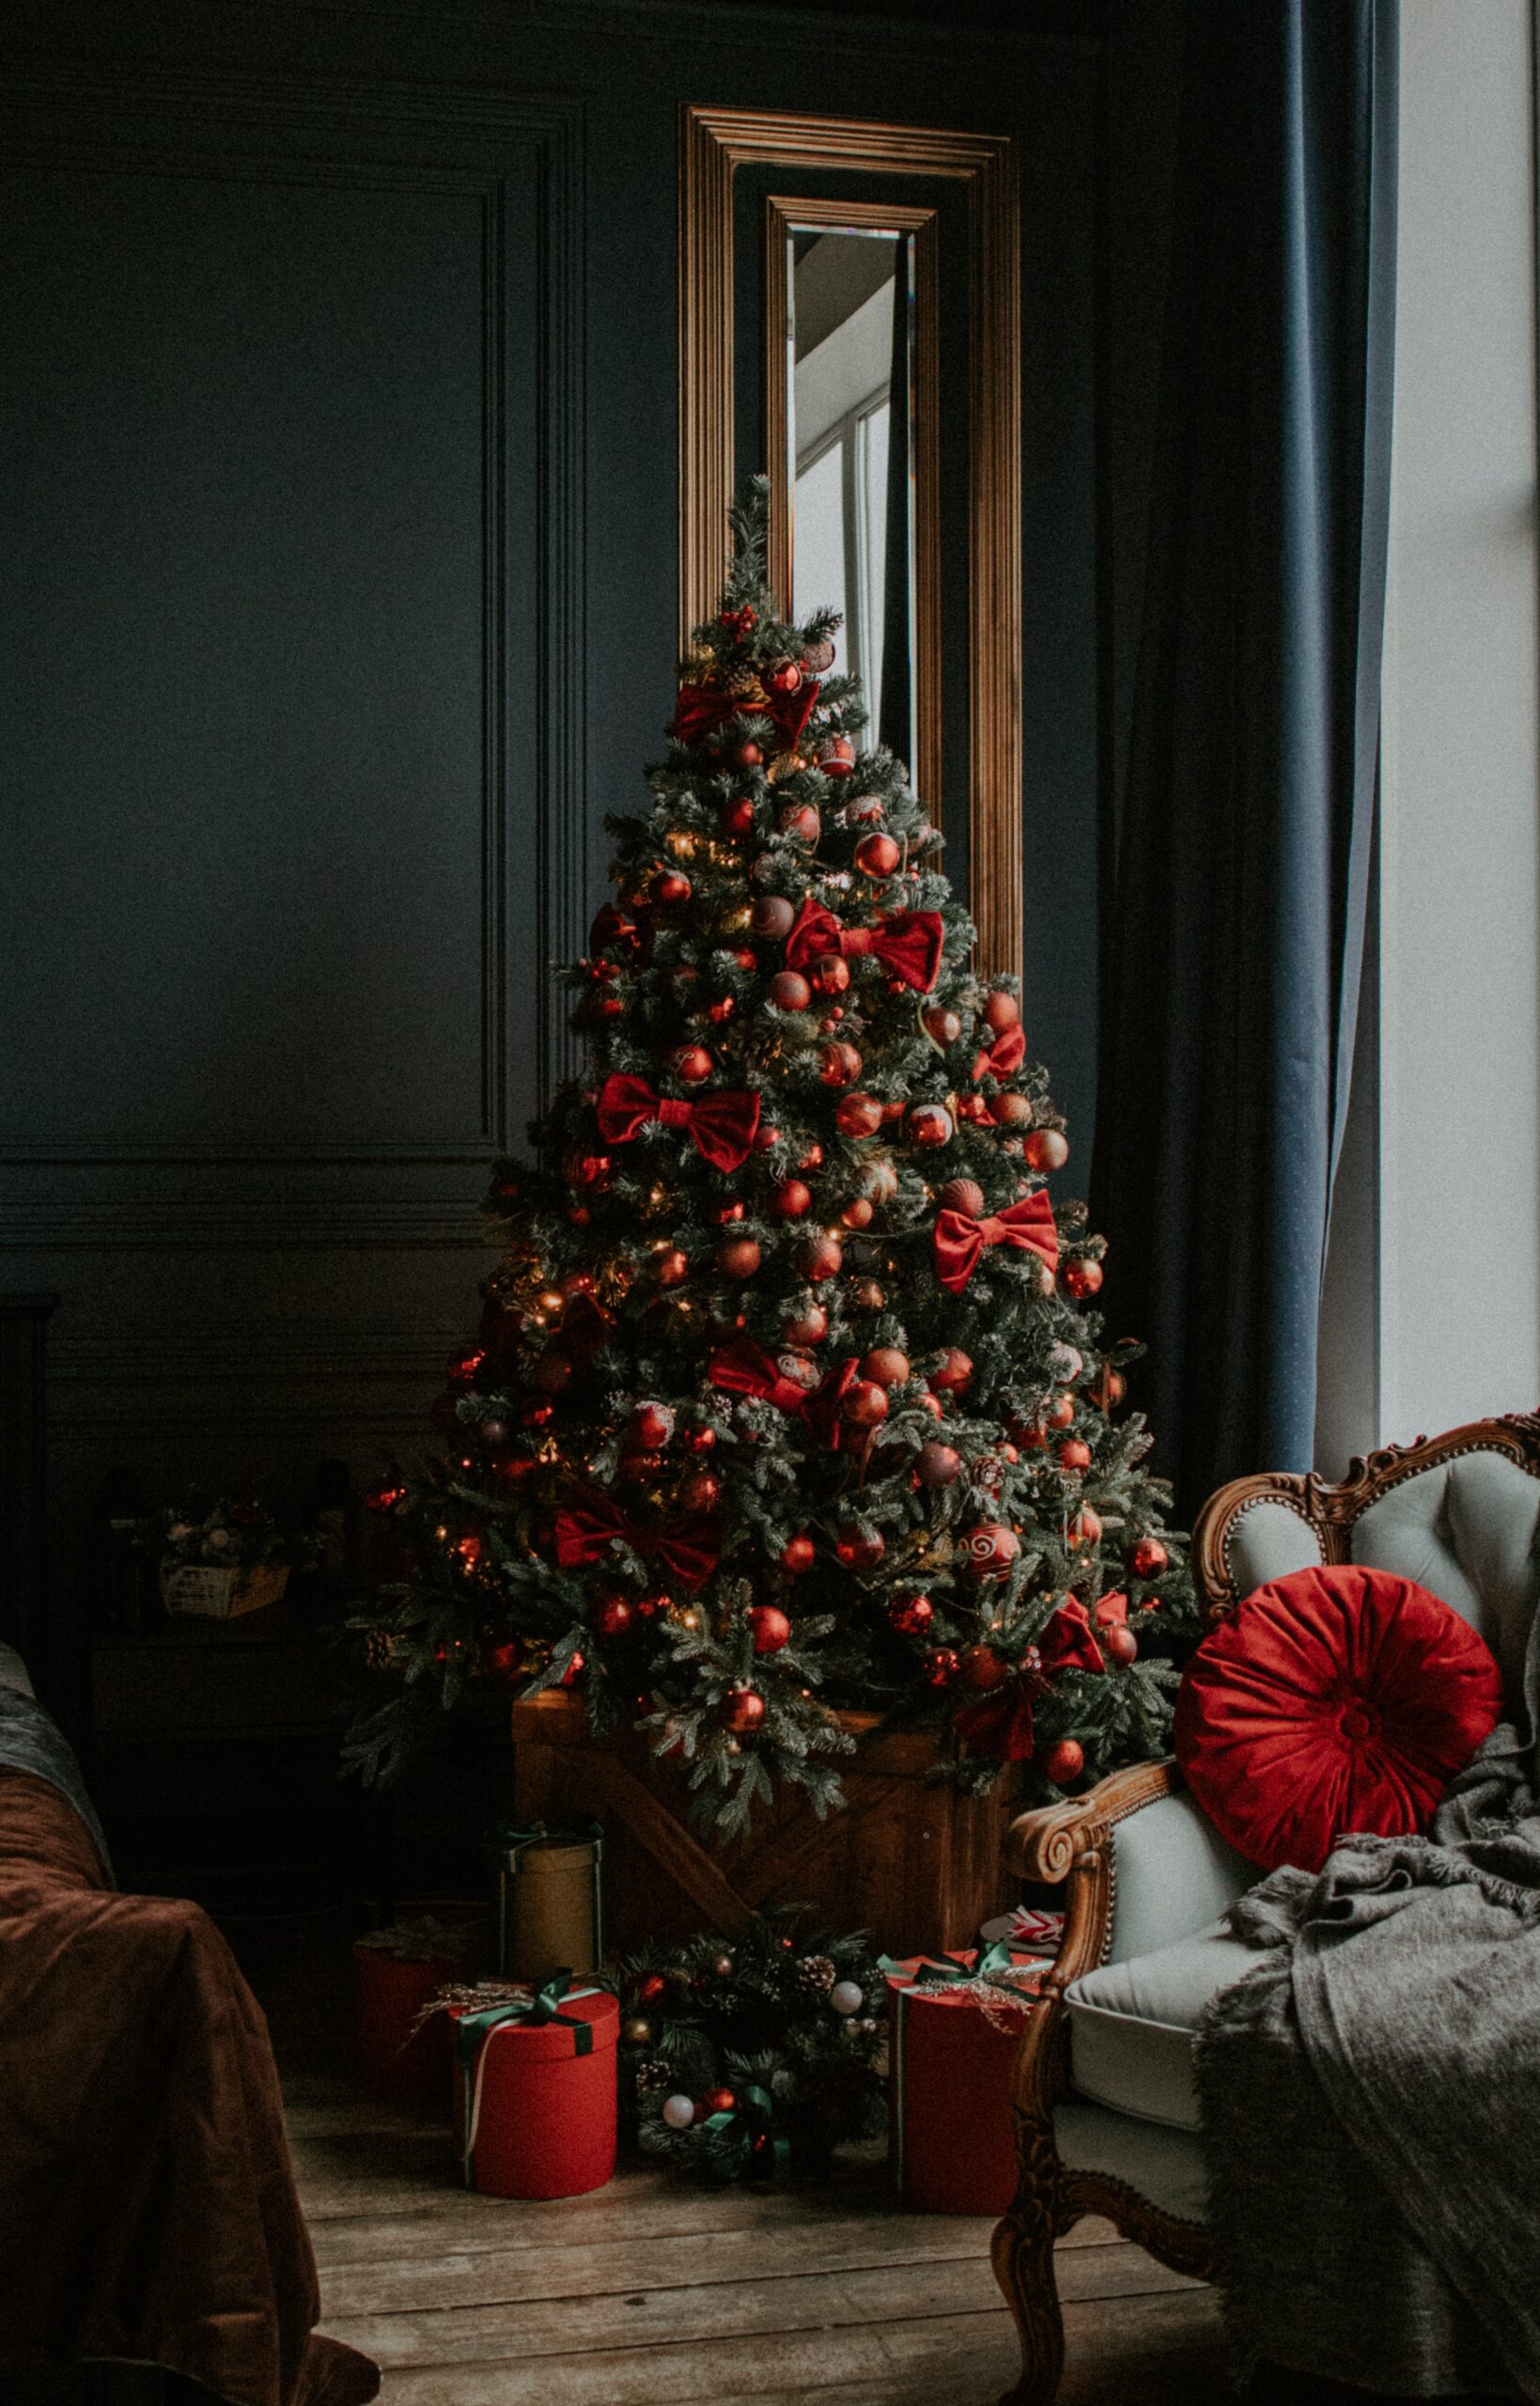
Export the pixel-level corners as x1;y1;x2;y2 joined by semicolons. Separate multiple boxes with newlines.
988;1412;1540;2406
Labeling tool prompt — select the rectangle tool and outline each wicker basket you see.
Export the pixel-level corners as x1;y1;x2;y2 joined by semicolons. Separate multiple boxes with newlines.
160;1561;290;1620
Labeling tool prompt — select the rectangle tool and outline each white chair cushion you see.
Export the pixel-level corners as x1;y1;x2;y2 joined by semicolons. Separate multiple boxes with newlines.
0;1645;35;1700
1352;1450;1540;1705
1226;1496;1326;1598
1065;1920;1257;2132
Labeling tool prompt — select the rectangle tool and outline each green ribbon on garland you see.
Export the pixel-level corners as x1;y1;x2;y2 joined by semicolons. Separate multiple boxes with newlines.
455;1970;597;2187
703;2081;793;2185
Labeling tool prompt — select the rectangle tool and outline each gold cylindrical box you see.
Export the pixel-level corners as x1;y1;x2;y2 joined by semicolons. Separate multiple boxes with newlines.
494;1828;603;1978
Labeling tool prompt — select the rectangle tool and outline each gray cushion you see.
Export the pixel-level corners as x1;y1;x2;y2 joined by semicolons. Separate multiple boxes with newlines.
1352;1450;1540;1705
0;1645;34;1700
1105;1788;1257;1965
1226;1496;1326;1597
1066;1920;1257;2132
1055;2096;1209;2224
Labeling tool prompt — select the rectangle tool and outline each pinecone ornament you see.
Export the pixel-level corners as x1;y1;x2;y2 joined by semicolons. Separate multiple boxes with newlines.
633;2057;674;2094
723;666;764;702
795;1953;836;1998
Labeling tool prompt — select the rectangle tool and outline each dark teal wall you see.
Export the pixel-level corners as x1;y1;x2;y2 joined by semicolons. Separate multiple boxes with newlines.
0;0;1099;1701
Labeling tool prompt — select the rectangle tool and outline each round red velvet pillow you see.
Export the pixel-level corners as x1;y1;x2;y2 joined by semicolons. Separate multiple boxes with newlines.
1174;1564;1503;1872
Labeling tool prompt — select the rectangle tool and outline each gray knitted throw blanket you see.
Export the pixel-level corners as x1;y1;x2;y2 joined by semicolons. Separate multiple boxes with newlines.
0;1688;113;1881
1195;1606;1540;2400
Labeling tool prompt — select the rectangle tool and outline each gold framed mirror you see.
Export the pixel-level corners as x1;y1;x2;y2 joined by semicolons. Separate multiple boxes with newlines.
679;105;1021;978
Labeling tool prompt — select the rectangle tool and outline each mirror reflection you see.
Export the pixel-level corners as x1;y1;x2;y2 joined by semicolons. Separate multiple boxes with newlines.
786;227;915;765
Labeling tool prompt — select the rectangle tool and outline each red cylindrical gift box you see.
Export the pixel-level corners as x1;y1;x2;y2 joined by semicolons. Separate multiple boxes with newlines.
352;1937;458;2106
887;1951;1045;2215
451;1987;619;2198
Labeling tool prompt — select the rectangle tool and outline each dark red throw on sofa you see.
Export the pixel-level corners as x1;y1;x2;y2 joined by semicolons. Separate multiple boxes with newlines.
0;1767;378;2406
1174;1564;1504;1872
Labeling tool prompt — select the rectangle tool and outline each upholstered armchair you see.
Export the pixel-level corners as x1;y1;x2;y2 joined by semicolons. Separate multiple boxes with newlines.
988;1414;1540;2406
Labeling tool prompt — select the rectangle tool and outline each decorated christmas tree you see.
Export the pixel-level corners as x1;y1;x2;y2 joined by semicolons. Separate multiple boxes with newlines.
348;485;1196;1834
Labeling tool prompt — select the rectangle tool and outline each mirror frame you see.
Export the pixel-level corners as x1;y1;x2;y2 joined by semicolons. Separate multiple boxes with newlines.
764;195;941;813
679;105;1021;977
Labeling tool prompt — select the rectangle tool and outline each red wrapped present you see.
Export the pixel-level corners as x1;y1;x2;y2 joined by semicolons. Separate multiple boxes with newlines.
885;1946;1048;2215
450;1975;619;2198
352;1919;474;2106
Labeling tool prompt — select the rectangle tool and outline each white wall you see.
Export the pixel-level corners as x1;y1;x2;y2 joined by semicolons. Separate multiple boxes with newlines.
1352;0;1540;1449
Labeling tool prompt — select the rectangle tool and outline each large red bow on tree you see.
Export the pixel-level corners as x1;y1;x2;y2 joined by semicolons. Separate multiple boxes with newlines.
972;1023;1027;1081
670;679;819;754
708;1336;861;1447
552;1488;719;1591
933;1188;1059;1296
1037;1597;1106;1677
954;1674;1040;1762
784;896;943;994
597;1073;761;1173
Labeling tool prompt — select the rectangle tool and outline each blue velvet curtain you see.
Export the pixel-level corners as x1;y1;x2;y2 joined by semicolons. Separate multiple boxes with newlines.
1092;0;1398;1515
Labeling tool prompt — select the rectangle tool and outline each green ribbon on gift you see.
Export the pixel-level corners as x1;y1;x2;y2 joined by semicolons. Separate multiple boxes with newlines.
703;2081;793;2185
877;1940;1021;1991
455;1970;597;2187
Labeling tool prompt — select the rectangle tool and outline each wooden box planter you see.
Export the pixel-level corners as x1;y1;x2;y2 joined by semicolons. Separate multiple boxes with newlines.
512;1690;1019;1959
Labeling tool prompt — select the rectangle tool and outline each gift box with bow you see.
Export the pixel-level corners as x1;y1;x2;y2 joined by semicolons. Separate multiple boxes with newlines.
449;1973;619;2198
883;1945;1048;2215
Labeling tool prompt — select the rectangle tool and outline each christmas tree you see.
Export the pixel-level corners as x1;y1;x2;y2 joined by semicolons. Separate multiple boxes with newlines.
348;485;1196;1834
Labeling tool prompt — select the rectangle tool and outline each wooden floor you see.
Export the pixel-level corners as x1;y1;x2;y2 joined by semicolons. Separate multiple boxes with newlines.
286;2081;1225;2406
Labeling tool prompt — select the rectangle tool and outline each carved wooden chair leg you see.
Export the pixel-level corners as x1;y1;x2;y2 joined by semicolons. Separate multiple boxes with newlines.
990;2115;1067;2406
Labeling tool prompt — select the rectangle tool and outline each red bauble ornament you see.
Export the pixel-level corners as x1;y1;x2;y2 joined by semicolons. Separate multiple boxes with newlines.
445;1345;487;1389
930;1348;973;1393
673;1045;713;1084
989;1091;1034;1129
810;952;851;998
890;1594;935;1637
842;1379;890;1429
769;969;812;1011
715;1201;744;1225
753;1124;780;1153
802;1234;843;1282
591;1594;634;1639
565;1147;613;1189
630;1400;676;1450
908;1103;954;1148
924;1647;961;1688
1089;1365;1127;1411
922;1005;962;1047
983;989;1021;1033
835;1091;884;1138
798;1141;825;1171
654;1247;690;1288
700;2085;738;2115
733;739;763;769
1130;1537;1169;1579
959;1642;1010;1689
854;831;900;877
835;1526;886;1571
917;1440;961;1489
801;634;836;674
781;1533;816;1574
1056;1438;1093;1474
708;995;736;1025
483;1638;521;1683
682;1423;717;1453
938;1178;986;1216
1042;1737;1084;1785
635;1589;671;1617
820;1040;863;1087
839;1196;874;1230
960;1523;1021;1581
779;802;820;844
782;1305;828;1348
720;796;756;836
558;1650;586;1686
1067;1507;1102;1549
1022;1127;1070;1173
652;868;692;907
769;1179;814;1221
752;895;796;940
748;1604;792;1654
720;1685;766;1734
678;1469;721;1513
817;733;856;777
862;1347;910;1387
1045;1392;1077;1430
768;659;802;695
1102;1624;1139;1666
716;1236;762;1280
637;1971;669;2008
849;1278;887;1312
1064;1257;1104;1299
863;1157;898;1203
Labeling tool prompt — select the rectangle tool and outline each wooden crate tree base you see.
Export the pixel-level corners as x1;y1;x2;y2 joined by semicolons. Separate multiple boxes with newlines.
512;1692;1019;1959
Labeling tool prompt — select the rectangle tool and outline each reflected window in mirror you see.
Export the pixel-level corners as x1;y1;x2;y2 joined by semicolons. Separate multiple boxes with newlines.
786;227;915;768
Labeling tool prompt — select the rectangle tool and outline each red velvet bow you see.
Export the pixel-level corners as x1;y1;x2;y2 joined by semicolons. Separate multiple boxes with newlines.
596;1073;761;1173
708;1336;861;1447
933;1188;1059;1296
954;1676;1038;1762
1037;1598;1105;1678
972;1023;1027;1082
552;1489;719;1592
784;896;943;994
670;680;819;754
